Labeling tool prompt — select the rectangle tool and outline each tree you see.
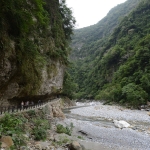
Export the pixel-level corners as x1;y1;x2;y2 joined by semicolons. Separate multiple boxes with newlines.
59;0;76;40
122;83;147;107
62;71;77;99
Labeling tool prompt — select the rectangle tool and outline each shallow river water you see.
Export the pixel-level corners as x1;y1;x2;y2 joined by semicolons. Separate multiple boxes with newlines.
62;102;150;150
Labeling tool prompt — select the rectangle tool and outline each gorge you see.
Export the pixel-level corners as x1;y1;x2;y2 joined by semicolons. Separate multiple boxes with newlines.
1;0;150;149
69;0;150;108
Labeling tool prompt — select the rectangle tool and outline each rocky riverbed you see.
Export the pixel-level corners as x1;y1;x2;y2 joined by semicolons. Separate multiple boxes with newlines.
60;102;150;150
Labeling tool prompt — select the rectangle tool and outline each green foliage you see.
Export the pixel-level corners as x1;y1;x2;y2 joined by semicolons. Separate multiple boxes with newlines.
33;128;47;141
11;134;26;149
0;0;48;94
69;0;150;107
0;113;24;136
59;0;76;40
32;119;50;141
62;71;78;99
0;108;51;148
56;123;73;136
121;83;147;106
77;136;84;140
0;0;48;36
0;113;26;148
69;0;142;102
0;0;75;95
27;110;36;116
53;136;70;146
44;0;75;64
95;84;122;102
61;137;69;143
70;0;140;60
17;38;46;94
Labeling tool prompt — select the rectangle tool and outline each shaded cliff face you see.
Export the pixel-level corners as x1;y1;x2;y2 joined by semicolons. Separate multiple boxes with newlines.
0;33;65;106
0;0;75;105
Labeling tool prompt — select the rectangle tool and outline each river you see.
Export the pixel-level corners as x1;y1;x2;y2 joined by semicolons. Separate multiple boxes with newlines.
62;102;150;150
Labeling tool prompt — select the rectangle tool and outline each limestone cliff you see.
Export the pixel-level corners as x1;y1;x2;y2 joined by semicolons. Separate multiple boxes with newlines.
0;0;75;105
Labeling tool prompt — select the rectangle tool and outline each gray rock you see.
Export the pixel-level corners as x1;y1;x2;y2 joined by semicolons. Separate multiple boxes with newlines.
69;141;82;150
113;120;130;129
34;143;42;150
20;146;29;150
38;141;51;150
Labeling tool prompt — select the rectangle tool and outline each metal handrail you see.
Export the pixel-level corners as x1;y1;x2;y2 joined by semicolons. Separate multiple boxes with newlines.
0;101;48;115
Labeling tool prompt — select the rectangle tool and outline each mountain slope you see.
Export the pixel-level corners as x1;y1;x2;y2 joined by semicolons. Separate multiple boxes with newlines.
70;0;150;107
71;0;141;60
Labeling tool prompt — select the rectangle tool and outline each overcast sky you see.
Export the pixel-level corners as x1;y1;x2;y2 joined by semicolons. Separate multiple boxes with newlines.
66;0;127;29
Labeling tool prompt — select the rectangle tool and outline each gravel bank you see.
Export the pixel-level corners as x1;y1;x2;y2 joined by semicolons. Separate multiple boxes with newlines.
62;102;150;150
71;102;150;122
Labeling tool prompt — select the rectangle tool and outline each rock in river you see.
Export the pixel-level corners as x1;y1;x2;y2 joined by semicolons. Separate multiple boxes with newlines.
113;120;130;129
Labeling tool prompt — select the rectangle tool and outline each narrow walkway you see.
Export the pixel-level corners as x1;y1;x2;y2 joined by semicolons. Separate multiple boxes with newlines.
0;98;60;115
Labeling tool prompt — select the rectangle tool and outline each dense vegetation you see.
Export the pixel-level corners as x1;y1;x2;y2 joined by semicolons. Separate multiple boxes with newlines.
0;0;75;95
0;105;75;149
70;0;140;60
70;0;150;107
0;110;50;149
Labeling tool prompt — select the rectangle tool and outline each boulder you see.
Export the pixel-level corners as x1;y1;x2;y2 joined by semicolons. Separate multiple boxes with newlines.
69;141;82;150
0;136;14;147
0;142;8;149
147;112;150;116
52;105;65;119
113;120;130;129
34;143;42;150
147;101;150;107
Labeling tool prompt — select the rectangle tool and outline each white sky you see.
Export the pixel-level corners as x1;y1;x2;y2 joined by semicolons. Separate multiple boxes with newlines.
66;0;127;29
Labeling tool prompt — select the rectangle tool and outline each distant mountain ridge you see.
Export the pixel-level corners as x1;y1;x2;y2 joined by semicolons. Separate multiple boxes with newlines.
71;0;141;60
70;0;150;107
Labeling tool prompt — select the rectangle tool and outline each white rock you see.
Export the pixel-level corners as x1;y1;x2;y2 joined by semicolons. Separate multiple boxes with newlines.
113;120;130;129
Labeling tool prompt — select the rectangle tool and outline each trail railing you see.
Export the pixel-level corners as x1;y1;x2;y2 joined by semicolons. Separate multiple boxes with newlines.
0;101;48;115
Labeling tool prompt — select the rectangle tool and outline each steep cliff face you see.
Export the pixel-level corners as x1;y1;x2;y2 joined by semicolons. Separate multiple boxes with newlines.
39;61;65;95
0;0;75;105
0;35;18;105
0;36;65;106
0;52;65;106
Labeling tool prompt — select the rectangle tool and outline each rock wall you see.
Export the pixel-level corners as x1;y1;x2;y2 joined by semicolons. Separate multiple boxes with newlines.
0;0;74;106
39;61;64;96
0;35;65;106
0;35;18;106
0;55;64;106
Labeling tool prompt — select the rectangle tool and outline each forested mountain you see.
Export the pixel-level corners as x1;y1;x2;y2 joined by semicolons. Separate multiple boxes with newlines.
70;0;150;107
71;0;140;60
